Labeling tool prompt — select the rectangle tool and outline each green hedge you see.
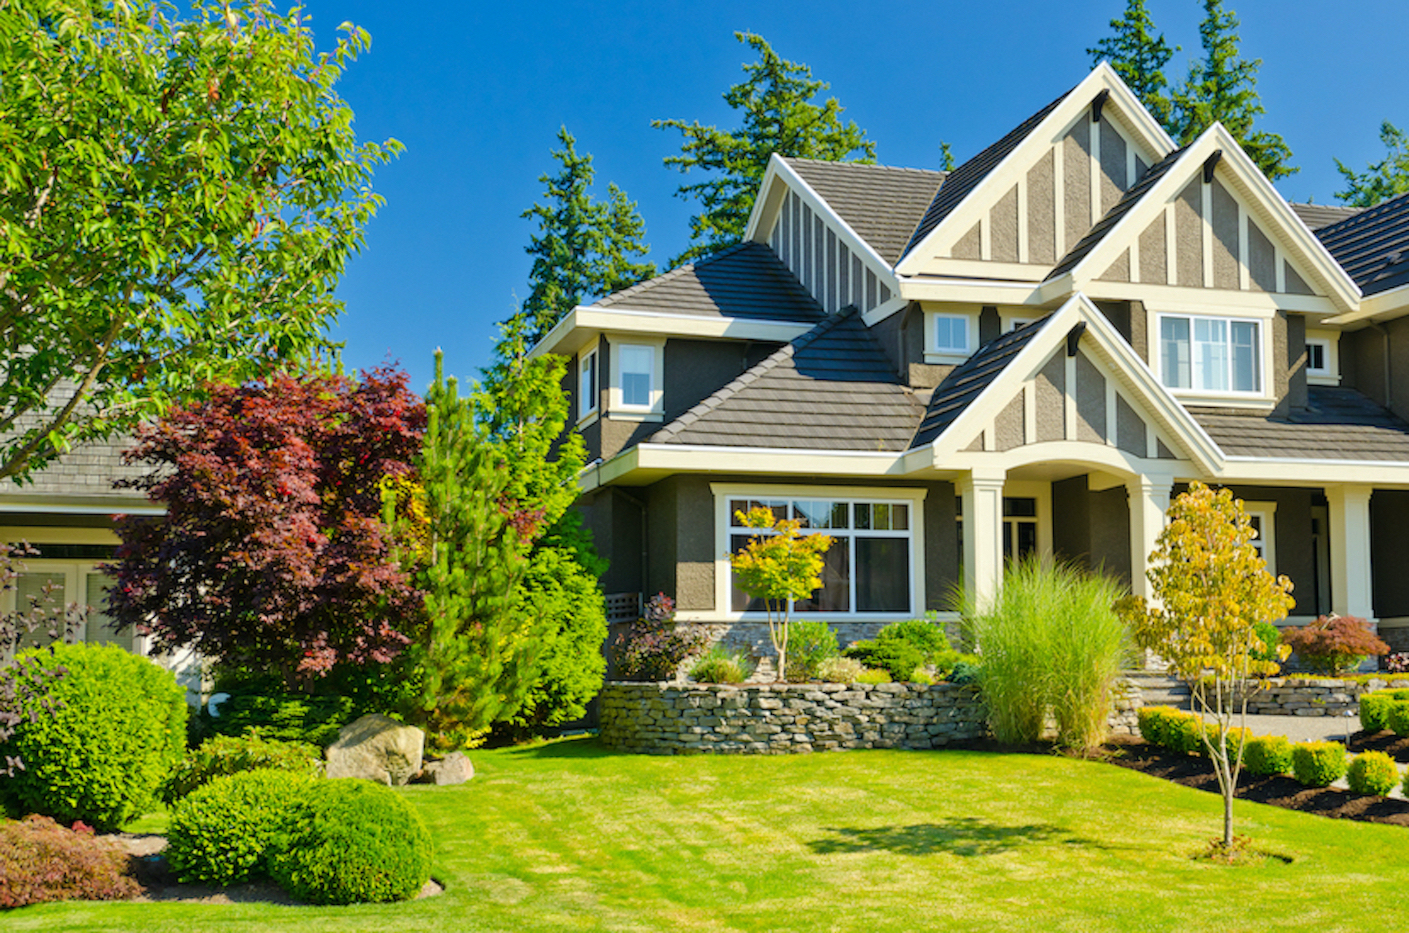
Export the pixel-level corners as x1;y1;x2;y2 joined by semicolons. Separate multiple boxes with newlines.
1292;741;1348;788
1242;735;1294;776
166;768;313;886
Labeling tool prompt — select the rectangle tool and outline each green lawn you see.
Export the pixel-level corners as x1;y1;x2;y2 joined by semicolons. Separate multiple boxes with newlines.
11;738;1409;932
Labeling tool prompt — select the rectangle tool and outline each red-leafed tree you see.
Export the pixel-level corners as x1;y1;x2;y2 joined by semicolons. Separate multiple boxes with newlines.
105;368;426;688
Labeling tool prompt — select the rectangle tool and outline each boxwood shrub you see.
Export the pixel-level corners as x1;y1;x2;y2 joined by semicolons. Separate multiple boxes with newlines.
1358;688;1409;732
1292;741;1348;788
167;768;314;886
268;779;432;905
1242;735;1294;776
1;643;186;831
160;730;322;805
1346;751;1399;797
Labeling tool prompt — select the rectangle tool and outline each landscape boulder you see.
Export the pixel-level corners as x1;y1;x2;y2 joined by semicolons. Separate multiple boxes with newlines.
325;714;425;786
417;752;474;786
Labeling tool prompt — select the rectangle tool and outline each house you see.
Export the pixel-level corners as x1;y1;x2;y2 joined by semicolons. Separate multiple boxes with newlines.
531;64;1409;663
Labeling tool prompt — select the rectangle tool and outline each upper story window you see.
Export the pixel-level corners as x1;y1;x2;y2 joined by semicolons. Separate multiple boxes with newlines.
577;346;598;422
1157;314;1261;395
618;345;653;407
1304;329;1340;386
924;309;976;363
608;336;665;420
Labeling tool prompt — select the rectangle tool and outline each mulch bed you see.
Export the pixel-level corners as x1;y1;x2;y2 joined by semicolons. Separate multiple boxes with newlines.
954;732;1409;828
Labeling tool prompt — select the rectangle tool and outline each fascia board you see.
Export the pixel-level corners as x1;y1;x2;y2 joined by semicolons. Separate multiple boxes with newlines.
1324;283;1409;328
635;443;910;477
860;294;909;327
527;306;584;360
743;156;787;242
895;66;1174;277
0;498;166;516
530;307;815;359
1217;457;1409;486
900;277;1046;305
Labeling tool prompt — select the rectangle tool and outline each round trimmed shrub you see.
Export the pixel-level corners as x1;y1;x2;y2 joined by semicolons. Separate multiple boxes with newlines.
160;730;322;805
1346;751;1399;797
1137;706;1177;746
268;779;432;905
1387;701;1409;737
167;768;314;886
1;643;186;831
1292;741;1348;788
1242;735;1294;776
1360;693;1394;732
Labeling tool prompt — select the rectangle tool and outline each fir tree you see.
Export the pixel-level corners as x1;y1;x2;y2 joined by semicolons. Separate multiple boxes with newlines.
653;32;875;265
1087;0;1175;126
1335;122;1409;207
940;141;956;173
1170;0;1295;180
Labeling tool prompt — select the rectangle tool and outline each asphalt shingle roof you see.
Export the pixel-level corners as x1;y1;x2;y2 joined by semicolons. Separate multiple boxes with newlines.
593;241;824;321
1194;387;1409;460
782;158;947;265
650;308;923;451
900;88;1072;261
910;318;1050;449
1314;192;1409;297
1290;203;1364;231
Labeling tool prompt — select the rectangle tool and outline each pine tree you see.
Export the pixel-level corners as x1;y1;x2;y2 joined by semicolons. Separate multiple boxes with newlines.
1087;0;1175;126
939;141;956;173
653;32;875;265
521;129;654;344
1335;122;1409;207
1170;0;1295;180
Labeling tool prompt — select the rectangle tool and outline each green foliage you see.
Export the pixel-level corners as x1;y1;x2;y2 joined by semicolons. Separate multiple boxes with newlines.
1242;734;1294;776
784;620;841;681
844;640;924;683
1087;0;1175;124
855;668;891;685
1386;701;1409;737
653;32;874;264
1194;725;1249;763
1357;689;1409;732
1168;0;1294;180
0;0;398;483
1292;741;1347;788
1346;751;1398;797
816;656;864;684
160;731;322;805
615;593;708;682
0;815;140;908
689;645;755;684
1137;705;1178;745
521;128;655;342
195;685;361;748
1281;615;1388;676
1336;122;1409;207
961;558;1129;750
166;769;313;886
268;779;433;905
1;643;185;831
947;660;981;686
1250;621;1284;669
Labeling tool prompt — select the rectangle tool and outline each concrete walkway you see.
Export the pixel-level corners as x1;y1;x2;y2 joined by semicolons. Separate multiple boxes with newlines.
1220;712;1362;745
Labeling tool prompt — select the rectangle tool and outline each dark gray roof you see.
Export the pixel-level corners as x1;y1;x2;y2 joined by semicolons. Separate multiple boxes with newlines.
782;158;947;265
900;89;1072;261
1048;147;1186;281
650;308;923;451
1193;387;1409;460
593;241;823;321
1290;203;1364;231
1314;192;1409;297
910;318;1050;449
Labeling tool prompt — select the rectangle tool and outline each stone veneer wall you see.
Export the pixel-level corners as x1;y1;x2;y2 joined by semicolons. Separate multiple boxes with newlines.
600;679;1144;755
1245;677;1409;717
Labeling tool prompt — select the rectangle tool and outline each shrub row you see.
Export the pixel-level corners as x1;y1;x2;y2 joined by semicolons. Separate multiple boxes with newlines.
1358;688;1409;733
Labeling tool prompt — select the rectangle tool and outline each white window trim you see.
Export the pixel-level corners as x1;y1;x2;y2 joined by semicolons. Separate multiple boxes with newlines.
2;558;145;654
707;483;928;622
576;343;599;428
1153;311;1271;402
1304;328;1341;387
923;309;976;364
607;334;665;422
1244;500;1277;575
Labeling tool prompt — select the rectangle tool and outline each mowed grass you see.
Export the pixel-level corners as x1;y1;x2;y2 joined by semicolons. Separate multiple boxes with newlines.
12;737;1409;933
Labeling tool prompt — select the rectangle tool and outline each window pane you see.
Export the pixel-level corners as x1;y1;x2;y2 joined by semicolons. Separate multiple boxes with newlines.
619;345;653;406
855;538;909;612
1160;317;1190;389
730;534;768;612
1231;321;1259;392
935;316;967;352
1307;343;1326;372
1003;497;1037;518
84;574;133;651
14;572;66;651
794;500;847;529
889;504;909;531
731;499;788;525
853;503;871;530
1193;317;1228;391
579;352;596;413
795;537;850;613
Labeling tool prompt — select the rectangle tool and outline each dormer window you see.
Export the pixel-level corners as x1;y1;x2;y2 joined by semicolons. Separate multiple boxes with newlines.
924;310;977;363
608;336;666;420
619;345;653;407
1157;313;1262;396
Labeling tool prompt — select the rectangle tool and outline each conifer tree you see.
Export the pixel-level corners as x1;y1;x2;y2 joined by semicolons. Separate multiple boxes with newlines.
1335;122;1409;207
654;32;875;265
1170;0;1295;180
1087;0;1175;125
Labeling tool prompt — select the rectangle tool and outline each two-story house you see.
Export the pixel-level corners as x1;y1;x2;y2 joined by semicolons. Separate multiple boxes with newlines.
531;64;1409;663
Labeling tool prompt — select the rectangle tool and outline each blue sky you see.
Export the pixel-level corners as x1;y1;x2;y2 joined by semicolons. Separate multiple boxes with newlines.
297;0;1409;392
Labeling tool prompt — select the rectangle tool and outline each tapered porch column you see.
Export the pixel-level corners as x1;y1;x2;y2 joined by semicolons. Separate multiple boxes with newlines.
1126;474;1173;603
959;467;1006;609
1325;484;1375;620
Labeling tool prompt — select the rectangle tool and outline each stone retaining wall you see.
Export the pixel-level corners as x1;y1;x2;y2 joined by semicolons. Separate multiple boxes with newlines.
1245;677;1409;717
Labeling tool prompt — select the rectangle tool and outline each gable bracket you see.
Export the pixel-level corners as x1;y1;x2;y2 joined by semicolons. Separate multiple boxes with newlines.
1091;89;1110;124
1066;321;1087;357
1202;150;1223;184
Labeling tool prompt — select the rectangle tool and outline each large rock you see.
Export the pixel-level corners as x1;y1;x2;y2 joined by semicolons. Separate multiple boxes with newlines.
418;752;474;786
325;714;425;785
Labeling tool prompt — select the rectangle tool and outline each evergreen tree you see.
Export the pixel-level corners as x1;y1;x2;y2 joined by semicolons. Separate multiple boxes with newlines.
1335;122;1409;207
1087;0;1175;126
1170;0;1295;180
521;128;654;344
653;32;875;265
939;141;956;173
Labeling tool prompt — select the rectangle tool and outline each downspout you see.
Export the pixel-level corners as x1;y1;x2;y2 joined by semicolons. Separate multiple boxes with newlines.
613;487;650;610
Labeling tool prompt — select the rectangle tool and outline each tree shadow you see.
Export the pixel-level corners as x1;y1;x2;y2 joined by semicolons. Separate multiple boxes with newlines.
808;818;1103;857
501;735;622;760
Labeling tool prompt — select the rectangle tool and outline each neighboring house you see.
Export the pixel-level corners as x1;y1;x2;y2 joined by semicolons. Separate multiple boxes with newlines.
531;64;1409;661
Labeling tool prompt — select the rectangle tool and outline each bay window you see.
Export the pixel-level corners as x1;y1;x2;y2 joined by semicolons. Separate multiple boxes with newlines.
1158;314;1261;395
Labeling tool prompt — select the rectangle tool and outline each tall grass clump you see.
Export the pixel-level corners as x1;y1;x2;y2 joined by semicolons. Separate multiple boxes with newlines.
959;557;1129;750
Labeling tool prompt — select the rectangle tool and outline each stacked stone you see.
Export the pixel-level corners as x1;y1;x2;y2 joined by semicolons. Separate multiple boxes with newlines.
1107;679;1142;736
598;682;985;755
1244;677;1403;716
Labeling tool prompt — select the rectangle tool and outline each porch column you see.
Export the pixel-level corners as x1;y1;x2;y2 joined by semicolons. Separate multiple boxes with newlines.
959;467;1006;609
1126;474;1173;603
1325;484;1375;620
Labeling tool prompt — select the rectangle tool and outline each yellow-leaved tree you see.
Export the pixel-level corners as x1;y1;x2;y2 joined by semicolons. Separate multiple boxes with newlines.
729;508;833;683
1117;482;1294;854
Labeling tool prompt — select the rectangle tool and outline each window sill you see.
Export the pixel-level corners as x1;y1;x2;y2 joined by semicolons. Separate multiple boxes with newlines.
607;409;663;423
1168;393;1275;411
576;410;599;430
923;350;971;365
1307;374;1341;387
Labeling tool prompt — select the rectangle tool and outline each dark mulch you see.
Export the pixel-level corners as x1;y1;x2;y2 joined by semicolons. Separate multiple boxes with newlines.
952;733;1409;828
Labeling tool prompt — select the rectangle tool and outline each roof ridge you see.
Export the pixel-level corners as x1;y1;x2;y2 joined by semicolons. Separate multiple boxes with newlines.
649;308;859;442
592;241;757;308
783;155;949;178
1316;190;1409;238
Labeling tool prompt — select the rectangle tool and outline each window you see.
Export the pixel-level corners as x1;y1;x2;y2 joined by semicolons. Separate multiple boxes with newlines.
1158;314;1261;394
1244;502;1277;574
578;346;598;420
1305;340;1328;375
618;345;653;407
727;496;913;615
1002;497;1038;561
5;548;132;655
932;314;969;354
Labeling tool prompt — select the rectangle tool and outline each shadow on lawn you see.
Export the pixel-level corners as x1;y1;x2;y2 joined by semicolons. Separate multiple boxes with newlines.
808;818;1101;857
502;735;619;760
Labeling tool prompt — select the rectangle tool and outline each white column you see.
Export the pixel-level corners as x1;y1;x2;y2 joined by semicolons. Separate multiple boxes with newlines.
959;468;1006;610
1326;484;1375;620
1127;474;1173;603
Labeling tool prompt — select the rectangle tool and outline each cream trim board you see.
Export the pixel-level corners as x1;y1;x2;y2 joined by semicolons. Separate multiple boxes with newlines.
0;526;120;546
1243;500;1278;575
529;306;815;359
710;483;928;620
924;309;977;361
859;294;909;327
577;342;600;423
607;334;666;417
